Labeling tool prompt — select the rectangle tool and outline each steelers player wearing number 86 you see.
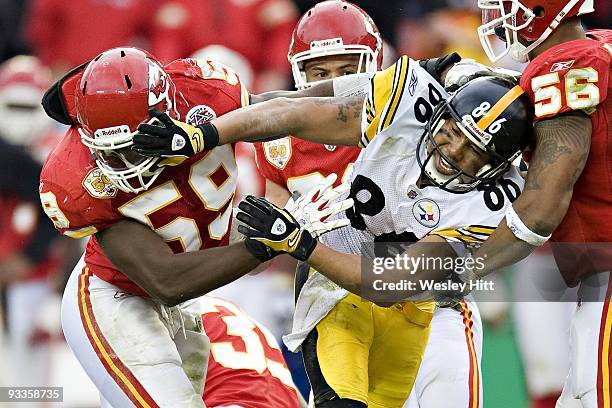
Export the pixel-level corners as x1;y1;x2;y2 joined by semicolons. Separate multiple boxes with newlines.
132;55;533;407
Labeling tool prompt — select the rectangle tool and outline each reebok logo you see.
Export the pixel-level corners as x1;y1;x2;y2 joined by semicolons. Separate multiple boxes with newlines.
550;60;574;72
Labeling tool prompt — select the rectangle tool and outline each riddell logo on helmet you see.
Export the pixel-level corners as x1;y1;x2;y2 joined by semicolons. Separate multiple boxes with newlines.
94;125;131;139
461;115;491;146
311;38;343;49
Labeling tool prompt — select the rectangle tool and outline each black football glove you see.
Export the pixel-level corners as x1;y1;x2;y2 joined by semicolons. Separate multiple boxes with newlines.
132;108;219;162
237;196;317;262
418;52;462;85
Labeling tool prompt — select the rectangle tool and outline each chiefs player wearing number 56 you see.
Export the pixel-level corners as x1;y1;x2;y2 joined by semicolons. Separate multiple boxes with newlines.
38;47;345;407
471;1;611;406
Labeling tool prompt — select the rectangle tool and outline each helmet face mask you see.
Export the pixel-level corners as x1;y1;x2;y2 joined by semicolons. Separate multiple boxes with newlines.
78;123;163;193
288;0;383;90
417;76;532;194
76;47;176;193
477;0;536;63
417;102;513;194
290;41;379;89
477;0;594;63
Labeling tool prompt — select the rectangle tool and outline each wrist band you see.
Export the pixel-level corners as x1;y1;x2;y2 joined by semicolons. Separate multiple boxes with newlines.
199;122;220;151
505;205;551;246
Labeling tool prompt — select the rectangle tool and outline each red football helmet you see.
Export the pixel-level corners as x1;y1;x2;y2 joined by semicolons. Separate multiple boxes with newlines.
477;0;594;62
0;55;52;147
76;47;178;193
288;0;382;89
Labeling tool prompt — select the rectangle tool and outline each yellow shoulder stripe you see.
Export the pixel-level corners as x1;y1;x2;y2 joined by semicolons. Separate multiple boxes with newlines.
65;225;98;239
381;56;410;130
361;56;409;147
241;83;250;107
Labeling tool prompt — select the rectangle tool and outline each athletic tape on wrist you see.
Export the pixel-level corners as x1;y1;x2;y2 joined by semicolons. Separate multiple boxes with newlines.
505;205;551;246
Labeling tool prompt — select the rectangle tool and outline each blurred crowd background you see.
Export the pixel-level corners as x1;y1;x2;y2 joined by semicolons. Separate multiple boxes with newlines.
0;0;609;407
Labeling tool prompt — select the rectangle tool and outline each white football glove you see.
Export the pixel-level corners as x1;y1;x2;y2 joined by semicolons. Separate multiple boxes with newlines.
444;58;521;90
284;173;354;238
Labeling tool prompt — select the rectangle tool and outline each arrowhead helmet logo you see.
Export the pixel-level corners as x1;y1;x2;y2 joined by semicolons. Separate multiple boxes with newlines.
148;62;171;107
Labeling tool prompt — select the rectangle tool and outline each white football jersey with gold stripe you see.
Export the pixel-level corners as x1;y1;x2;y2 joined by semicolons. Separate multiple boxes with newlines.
287;58;525;352
347;56;524;243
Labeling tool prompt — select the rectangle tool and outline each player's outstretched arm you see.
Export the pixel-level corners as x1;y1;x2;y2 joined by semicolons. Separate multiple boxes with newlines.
133;96;364;157
306;235;455;305
213;96;363;146
472;113;592;277
237;186;457;304
96;220;263;307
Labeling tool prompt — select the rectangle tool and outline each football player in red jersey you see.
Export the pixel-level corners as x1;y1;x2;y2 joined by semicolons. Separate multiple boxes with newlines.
469;1;611;406
253;2;381;407
254;0;380;207
201;295;302;408
39;47;345;407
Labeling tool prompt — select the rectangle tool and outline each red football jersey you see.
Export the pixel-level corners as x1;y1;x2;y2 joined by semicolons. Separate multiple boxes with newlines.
201;296;300;408
234;142;266;204
254;137;360;197
520;30;611;284
39;59;248;296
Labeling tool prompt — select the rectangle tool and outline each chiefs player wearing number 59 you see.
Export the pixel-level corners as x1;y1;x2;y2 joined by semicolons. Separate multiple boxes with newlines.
472;0;611;407
38;48;343;407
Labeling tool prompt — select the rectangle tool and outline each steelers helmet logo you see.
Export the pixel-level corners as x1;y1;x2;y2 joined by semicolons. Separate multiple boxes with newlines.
412;198;440;228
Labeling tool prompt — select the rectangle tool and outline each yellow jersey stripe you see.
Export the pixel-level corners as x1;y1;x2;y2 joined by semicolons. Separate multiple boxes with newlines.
381;56;409;131
241;83;250;107
79;268;154;408
65;226;98;238
362;58;400;145
429;230;483;243
601;294;612;408
365;99;375;122
462;226;495;235
477;85;524;131
430;225;495;243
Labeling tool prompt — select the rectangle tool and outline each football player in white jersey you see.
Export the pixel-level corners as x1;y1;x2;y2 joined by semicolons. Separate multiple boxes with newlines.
133;56;532;407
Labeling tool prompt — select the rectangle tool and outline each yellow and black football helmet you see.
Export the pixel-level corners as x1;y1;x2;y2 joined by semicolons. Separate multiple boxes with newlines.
417;75;532;193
